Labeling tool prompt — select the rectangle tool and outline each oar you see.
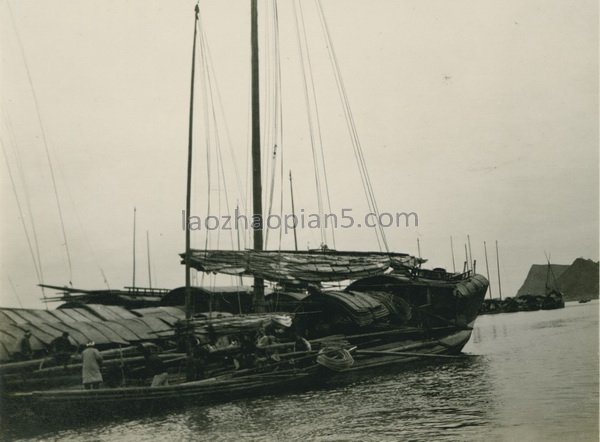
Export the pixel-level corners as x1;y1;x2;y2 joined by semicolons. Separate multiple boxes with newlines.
355;349;469;359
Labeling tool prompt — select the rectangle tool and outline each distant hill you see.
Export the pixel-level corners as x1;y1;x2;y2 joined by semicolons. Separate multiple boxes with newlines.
516;259;599;301
557;258;599;301
516;264;570;297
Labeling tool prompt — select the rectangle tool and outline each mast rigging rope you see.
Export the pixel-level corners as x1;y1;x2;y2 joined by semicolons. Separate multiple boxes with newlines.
7;1;75;282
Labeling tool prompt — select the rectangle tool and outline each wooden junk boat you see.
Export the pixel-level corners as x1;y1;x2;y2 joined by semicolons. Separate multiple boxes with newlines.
183;249;489;372
2;250;487;422
2;1;490;422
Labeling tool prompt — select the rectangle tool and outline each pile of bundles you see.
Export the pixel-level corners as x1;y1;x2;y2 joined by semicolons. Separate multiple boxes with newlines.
315;290;389;327
366;292;412;324
185;312;293;336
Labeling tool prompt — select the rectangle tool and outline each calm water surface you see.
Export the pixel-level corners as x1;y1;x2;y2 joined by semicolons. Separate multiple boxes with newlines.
3;301;598;441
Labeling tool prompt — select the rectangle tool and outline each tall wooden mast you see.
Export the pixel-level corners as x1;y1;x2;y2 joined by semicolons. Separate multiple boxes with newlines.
183;3;200;381
185;4;200;322
251;0;265;312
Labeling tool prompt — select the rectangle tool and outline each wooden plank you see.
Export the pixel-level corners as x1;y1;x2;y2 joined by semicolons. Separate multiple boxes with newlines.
82;305;119;321
1;310;28;324
60;322;110;345
23;310;56;323
0;311;16;325
136;317;172;334
84;305;132;321
102;305;138;320
56;308;94;322
46;310;80;323
101;321;141;342
114;319;155;340
84;322;129;345
133;307;185;320
12;309;45;324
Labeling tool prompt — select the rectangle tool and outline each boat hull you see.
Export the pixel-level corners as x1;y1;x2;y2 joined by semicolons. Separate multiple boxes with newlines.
5;367;321;422
4;323;475;425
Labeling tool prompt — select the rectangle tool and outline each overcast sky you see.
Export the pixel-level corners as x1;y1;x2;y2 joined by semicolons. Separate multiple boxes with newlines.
1;0;597;309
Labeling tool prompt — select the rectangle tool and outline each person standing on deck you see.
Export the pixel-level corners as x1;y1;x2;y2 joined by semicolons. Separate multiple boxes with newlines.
18;330;33;360
81;341;103;389
50;331;74;368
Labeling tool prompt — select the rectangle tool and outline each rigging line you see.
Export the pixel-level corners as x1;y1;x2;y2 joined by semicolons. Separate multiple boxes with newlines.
14;104;111;288
265;0;281;245
196;12;212;253
215;136;236;251
297;0;328;247
244;99;251;250
315;0;388;252
199;14;236;252
273;0;286;252
292;0;326;246
314;1;380;217
313;1;381;250
3;113;45;290
7;1;74;282
1;139;46;304
7;277;24;309
297;0;336;249
264;144;278;248
261;0;274;197
204;55;223;252
201;36;248;217
264;0;282;248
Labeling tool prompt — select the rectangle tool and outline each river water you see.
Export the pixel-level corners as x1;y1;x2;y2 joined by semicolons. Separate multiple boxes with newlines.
3;301;598;441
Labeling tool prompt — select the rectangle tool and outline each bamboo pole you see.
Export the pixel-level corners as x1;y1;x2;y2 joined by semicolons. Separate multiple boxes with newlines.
450;236;456;273
132;207;137;289
355;349;466;359
146;230;152;289
467;234;473;272
496;240;503;300
484;241;493;299
289;171;298;251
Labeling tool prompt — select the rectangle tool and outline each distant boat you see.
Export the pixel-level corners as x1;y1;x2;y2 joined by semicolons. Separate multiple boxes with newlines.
541;259;565;310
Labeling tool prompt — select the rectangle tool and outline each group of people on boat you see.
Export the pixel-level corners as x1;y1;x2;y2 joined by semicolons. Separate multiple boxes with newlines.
17;330;75;366
13;316;314;391
172;318;315;382
16;330;107;389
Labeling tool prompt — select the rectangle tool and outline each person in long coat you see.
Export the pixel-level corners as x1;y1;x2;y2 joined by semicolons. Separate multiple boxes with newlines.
81;341;103;389
18;330;33;360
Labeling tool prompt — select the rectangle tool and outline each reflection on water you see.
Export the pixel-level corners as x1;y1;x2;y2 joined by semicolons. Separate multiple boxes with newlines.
4;301;598;441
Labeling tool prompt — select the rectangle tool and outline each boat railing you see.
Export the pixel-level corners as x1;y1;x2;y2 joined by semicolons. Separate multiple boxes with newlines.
124;286;170;297
409;268;473;281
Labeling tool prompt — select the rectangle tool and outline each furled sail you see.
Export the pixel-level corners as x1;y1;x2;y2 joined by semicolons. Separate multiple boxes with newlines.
182;249;425;284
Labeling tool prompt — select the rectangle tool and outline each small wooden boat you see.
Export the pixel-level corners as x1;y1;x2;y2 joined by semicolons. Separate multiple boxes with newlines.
5;323;473;423
5;364;322;422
